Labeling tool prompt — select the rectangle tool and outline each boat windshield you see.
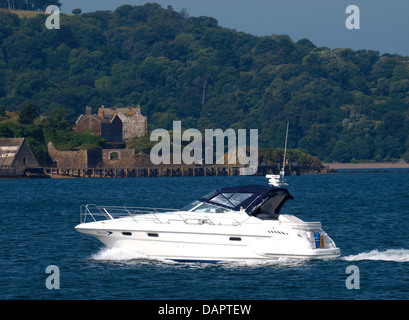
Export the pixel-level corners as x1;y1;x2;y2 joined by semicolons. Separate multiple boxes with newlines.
211;192;254;208
181;201;229;213
199;184;294;216
181;200;201;211
191;203;229;213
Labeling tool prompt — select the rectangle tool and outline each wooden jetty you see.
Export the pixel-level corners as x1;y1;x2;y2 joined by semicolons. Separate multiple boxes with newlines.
43;163;307;178
44;166;242;178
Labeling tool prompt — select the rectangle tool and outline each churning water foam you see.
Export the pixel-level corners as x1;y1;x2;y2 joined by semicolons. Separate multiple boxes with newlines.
90;247;175;264
91;247;409;265
342;249;409;262
90;247;308;267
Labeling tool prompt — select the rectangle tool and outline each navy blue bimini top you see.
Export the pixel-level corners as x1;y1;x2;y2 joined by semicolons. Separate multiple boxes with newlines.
199;184;293;216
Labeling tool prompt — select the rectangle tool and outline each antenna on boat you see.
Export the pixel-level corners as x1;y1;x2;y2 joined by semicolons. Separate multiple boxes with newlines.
267;121;289;188
281;121;289;181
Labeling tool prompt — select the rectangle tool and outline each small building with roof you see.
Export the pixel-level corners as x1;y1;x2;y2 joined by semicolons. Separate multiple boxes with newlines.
75;107;123;142
0;138;39;168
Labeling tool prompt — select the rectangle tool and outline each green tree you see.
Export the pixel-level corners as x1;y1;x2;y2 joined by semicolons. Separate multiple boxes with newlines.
382;110;407;142
18;104;38;125
2;31;45;71
0;0;61;10
15;70;48;98
0;122;14;137
350;137;371;160
42;106;72;130
330;140;352;163
68;48;105;79
403;151;409;163
298;124;331;158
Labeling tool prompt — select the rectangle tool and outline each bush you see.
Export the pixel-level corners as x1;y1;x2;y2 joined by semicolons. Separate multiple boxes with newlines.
0;122;14;137
404;152;409;163
18;105;38;125
126;135;156;153
43;127;105;150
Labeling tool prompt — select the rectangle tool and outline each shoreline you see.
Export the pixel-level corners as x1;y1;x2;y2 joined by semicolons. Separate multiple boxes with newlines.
323;161;409;170
2;162;409;179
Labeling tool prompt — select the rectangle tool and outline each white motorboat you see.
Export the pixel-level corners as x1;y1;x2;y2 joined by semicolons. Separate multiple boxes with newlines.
75;177;341;262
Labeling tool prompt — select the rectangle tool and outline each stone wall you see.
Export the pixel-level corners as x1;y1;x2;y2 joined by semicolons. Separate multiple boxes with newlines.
48;142;88;168
102;149;135;168
48;143;153;168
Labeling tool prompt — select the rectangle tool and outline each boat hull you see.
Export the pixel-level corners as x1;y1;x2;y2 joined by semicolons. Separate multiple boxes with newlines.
75;219;341;262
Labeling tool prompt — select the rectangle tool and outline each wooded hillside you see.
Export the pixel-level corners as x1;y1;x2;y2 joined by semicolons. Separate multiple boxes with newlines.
0;3;409;163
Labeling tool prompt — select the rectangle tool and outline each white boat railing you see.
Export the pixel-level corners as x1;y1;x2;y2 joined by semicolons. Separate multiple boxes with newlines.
80;205;326;231
80;204;244;226
80;204;178;224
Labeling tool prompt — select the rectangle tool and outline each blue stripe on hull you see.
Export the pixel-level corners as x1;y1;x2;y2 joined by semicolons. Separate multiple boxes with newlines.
172;259;221;263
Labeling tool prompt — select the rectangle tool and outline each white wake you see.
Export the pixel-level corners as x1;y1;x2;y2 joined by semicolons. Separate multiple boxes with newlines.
342;249;409;262
90;247;174;264
88;247;409;266
89;247;307;267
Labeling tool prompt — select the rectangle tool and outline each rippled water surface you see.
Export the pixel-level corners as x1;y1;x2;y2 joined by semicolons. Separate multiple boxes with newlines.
1;171;409;299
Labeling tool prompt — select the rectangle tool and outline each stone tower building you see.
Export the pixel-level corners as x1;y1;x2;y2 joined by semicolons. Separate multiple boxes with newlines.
76;105;147;141
100;105;147;139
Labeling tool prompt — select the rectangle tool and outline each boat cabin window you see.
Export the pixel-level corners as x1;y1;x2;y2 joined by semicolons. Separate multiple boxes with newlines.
256;194;288;219
207;192;254;208
192;203;229;213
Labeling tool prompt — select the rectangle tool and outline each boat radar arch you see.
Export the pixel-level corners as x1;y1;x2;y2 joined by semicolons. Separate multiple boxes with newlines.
266;174;287;187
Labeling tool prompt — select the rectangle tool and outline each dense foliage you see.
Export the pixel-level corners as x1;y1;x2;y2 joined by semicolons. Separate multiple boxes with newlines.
0;3;409;162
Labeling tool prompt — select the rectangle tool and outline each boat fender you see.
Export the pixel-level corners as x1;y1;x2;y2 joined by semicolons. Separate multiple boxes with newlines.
315;231;321;248
320;234;325;248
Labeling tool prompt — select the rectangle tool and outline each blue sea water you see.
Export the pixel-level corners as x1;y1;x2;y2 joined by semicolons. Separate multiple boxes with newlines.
1;171;409;300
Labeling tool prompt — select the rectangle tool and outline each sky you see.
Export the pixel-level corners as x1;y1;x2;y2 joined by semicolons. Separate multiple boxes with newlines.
60;0;409;56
